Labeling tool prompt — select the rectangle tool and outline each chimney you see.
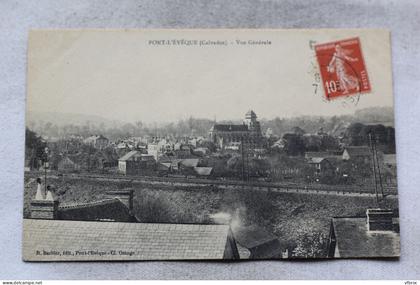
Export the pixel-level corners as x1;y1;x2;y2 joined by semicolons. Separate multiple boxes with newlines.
106;189;134;213
35;178;44;200
31;182;58;220
366;208;394;231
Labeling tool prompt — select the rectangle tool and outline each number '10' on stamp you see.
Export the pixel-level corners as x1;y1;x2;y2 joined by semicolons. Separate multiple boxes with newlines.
315;37;371;100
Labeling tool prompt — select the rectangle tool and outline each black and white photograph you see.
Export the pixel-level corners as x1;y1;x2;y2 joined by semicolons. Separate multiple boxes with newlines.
23;29;399;261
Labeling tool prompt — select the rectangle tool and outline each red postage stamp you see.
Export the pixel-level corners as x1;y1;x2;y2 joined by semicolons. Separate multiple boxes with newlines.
315;37;371;100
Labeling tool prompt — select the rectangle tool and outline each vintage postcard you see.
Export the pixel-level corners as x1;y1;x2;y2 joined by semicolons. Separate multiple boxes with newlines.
23;29;399;261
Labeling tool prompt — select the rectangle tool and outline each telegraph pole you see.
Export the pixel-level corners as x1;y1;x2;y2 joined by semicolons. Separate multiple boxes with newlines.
44;147;49;195
368;132;384;206
371;133;385;198
241;136;245;183
240;136;250;184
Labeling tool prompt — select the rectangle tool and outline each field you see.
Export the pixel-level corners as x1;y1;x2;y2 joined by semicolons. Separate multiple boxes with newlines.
24;174;399;258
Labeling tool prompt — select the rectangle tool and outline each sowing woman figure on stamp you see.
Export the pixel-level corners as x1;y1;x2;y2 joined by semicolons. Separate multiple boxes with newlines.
327;44;360;94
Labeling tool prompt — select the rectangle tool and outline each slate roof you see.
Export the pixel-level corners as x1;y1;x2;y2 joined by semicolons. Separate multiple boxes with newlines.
194;147;209;153
232;226;283;259
158;162;172;169
305;151;342;159
308;157;327;164
180;158;200;168
331;217;400;258
58;199;136;222
23;219;235;261
194;167;213;176
118;150;139;161
212;124;248;132
58;156;77;165
57;157;80;169
344;146;371;157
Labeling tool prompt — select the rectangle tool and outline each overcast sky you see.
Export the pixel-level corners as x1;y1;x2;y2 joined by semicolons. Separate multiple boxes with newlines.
27;29;394;123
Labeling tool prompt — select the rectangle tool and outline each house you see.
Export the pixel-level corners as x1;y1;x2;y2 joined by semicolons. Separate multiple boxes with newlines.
116;141;128;149
167;159;182;171
24;181;240;261
173;142;182;150
178;158;200;176
147;142;160;160
231;225;283;259
179;158;200;168
327;209;400;258
270;138;286;151
193;167;213;178
188;138;198;147
307;157;335;176
57;157;80;172
305;151;342;160
342;146;371;161
158;138;174;153
157;162;172;176
192;147;210;157
174;148;192;158
58;189;136;222
225;142;241;151
89;150;119;170
83;135;109;149
30;180;136;222
118;150;156;175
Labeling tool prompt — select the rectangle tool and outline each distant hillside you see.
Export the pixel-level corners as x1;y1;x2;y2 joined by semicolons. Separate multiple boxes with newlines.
26;106;395;139
261;107;394;137
354;107;394;125
27;111;125;128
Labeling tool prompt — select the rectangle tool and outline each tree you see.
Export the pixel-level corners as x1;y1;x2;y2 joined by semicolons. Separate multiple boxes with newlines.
291;126;306;135
198;140;217;153
282;133;305;156
25;128;47;170
292;230;328;258
226;154;243;178
320;134;339;150
345;122;365;145
303;135;322;151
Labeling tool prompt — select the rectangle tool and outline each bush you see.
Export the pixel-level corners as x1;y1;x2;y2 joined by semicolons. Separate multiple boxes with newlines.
292;230;328;258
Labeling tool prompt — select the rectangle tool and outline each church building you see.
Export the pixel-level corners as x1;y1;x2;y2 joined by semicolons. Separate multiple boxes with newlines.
209;110;263;149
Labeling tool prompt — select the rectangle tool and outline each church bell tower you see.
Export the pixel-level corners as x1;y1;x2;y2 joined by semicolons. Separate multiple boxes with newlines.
244;110;258;131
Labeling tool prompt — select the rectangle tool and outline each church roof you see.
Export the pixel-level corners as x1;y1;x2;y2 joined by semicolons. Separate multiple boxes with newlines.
212;124;248;132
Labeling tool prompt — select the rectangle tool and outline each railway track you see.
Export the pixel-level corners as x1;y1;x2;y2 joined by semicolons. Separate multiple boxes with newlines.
25;171;398;198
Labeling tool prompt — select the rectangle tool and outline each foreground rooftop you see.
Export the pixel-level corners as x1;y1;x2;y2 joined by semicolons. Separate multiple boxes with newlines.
23;219;238;261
